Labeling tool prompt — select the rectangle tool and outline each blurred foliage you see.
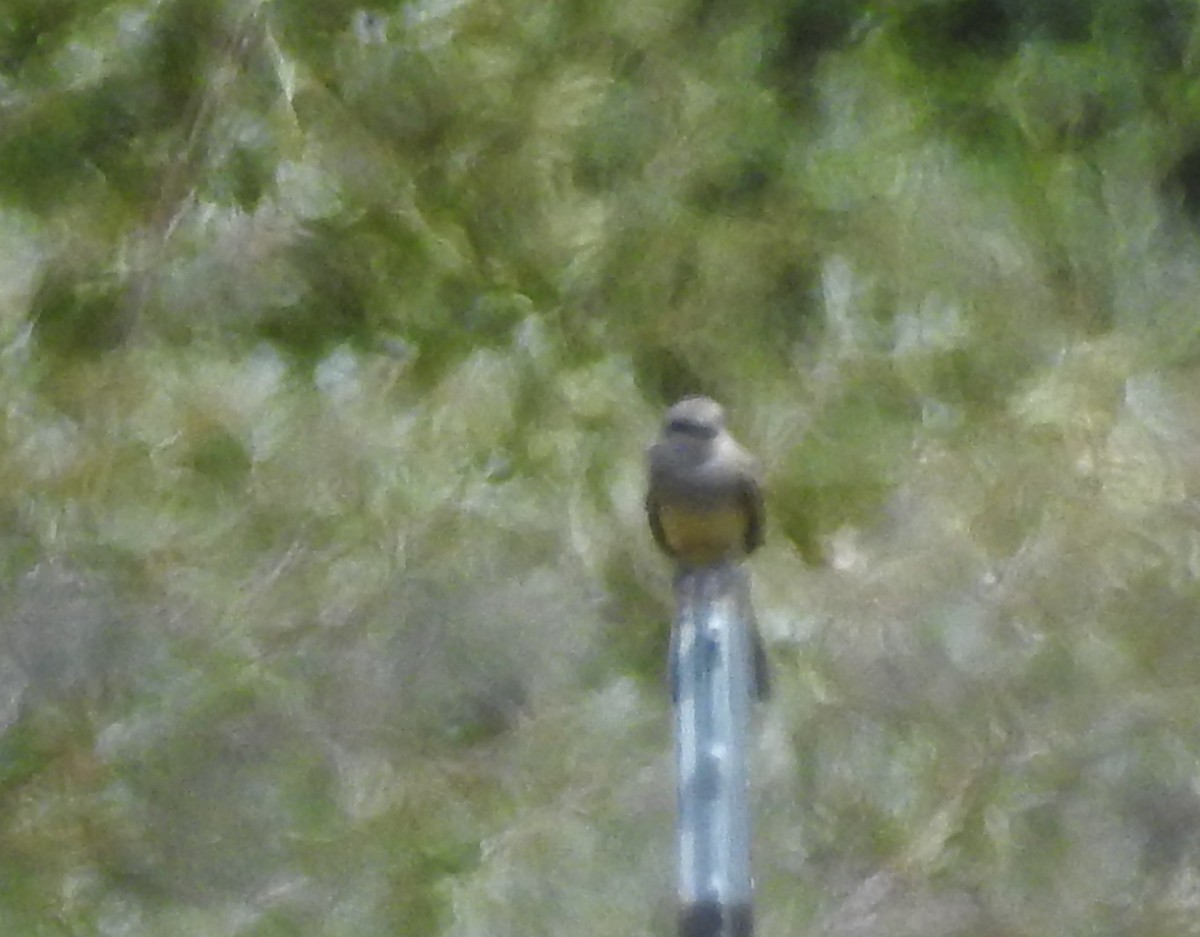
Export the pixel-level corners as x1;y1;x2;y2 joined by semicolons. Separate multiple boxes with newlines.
4;0;1200;934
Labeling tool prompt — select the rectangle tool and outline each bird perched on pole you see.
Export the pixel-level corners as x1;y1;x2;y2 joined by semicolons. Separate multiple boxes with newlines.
646;396;771;700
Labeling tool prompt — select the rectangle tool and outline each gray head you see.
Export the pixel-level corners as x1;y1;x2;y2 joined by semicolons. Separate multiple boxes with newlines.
662;396;726;439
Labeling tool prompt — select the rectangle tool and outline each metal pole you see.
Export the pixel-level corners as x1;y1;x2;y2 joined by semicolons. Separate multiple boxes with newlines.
672;561;756;937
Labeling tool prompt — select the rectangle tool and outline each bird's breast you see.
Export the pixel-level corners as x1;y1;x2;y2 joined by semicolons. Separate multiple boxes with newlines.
656;503;749;563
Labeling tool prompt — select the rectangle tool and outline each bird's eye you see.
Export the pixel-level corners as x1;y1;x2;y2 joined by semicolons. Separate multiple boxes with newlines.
667;419;717;438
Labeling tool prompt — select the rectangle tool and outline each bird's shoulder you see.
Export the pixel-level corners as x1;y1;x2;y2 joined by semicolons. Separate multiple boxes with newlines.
711;434;762;483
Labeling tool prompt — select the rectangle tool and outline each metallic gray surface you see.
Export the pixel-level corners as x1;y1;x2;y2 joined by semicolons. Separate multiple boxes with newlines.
673;563;755;935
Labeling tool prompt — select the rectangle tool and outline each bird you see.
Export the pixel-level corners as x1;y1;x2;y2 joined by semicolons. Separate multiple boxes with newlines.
645;396;770;700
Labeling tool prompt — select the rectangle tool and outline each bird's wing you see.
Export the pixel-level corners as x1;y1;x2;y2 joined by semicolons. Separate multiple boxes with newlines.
731;446;765;554
741;475;765;553
645;488;675;557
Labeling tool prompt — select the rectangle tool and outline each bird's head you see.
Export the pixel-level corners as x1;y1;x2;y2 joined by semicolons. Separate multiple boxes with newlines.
662;396;726;440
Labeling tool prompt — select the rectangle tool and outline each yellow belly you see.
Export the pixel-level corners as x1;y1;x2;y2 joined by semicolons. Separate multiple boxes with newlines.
658;503;748;563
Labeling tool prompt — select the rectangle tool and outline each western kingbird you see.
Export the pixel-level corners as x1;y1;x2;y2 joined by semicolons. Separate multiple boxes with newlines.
646;396;770;700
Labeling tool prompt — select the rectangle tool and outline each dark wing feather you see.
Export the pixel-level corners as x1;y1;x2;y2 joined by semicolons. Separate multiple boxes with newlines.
741;475;765;554
645;490;675;557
